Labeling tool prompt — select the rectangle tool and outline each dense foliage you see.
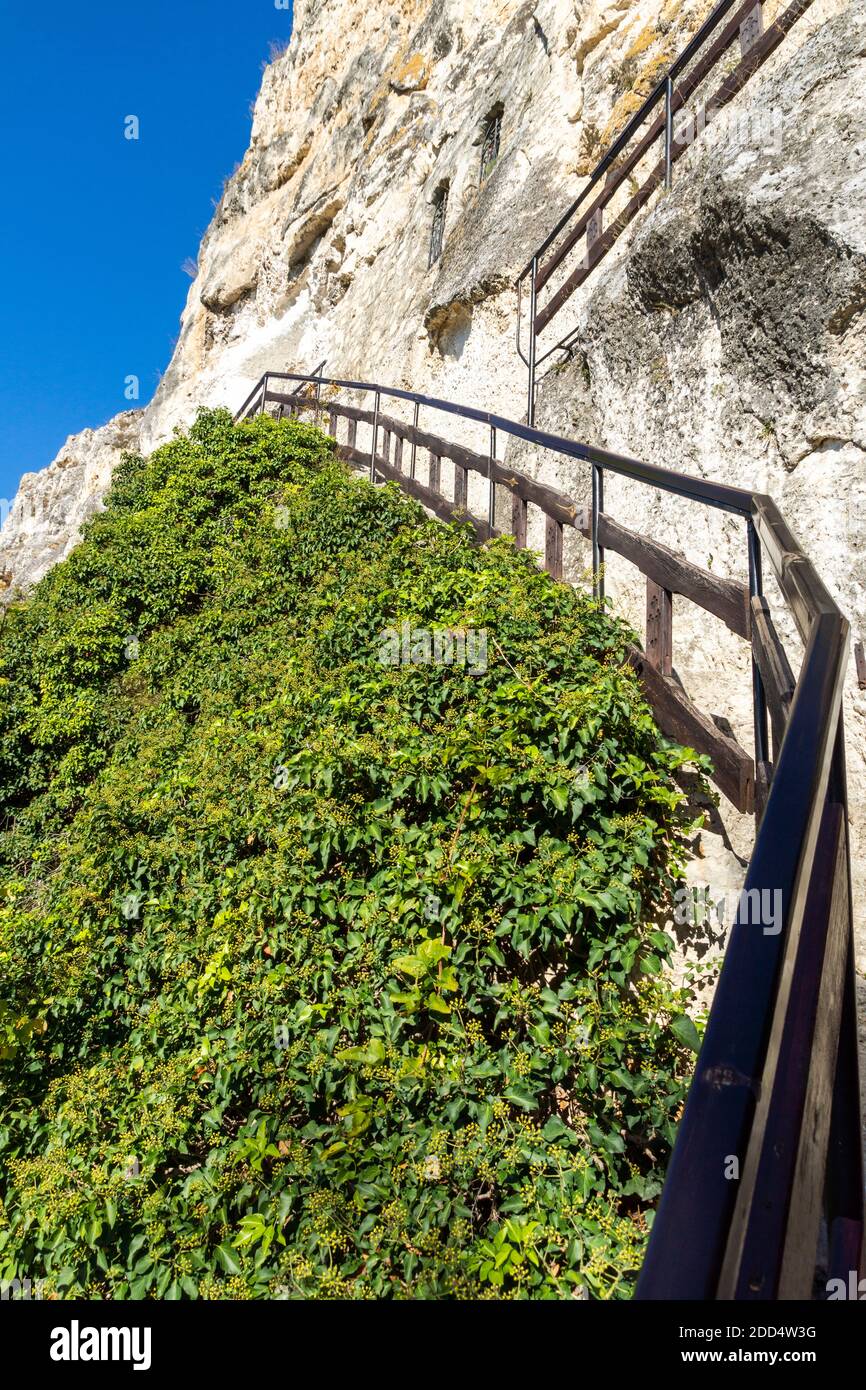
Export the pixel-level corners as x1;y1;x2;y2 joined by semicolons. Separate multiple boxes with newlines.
0;410;707;1299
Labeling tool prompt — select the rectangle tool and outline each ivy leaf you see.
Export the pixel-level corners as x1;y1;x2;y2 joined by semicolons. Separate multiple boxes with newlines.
337;1038;386;1065
503;1084;538;1111
670;1014;702;1053
215;1244;243;1276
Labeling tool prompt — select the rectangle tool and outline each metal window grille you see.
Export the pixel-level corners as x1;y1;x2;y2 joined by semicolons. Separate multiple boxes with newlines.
480;111;502;181
428;185;448;267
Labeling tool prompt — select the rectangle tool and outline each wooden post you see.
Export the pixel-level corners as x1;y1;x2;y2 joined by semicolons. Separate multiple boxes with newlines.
740;1;763;56
512;494;527;548
429;452;441;493
545;516;563;580
347;417;357;450
586;208;603;267
394;436;403;474
454;462;467;511
646;578;673;675
327;409;337;438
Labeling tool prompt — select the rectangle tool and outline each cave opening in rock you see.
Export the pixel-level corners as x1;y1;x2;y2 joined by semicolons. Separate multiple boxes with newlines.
428;180;449;268
480;104;503;182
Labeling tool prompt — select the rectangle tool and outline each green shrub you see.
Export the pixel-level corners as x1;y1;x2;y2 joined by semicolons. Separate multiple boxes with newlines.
0;409;707;1299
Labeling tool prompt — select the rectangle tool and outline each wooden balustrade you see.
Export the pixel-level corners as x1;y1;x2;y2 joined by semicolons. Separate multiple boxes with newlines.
263;387;763;812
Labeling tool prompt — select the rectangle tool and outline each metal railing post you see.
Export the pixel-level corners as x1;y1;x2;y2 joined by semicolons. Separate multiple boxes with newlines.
664;77;674;190
369;390;381;484
515;275;528;367
527;256;538;427
488;426;497;530
747;519;769;766
410;402;419;479
591;464;604;602
259;373;268;416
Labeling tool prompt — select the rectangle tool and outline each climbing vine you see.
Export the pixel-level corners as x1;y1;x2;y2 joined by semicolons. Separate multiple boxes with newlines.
0;410;708;1299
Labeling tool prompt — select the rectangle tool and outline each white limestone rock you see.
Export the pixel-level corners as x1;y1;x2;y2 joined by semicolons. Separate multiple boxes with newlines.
0;411;141;600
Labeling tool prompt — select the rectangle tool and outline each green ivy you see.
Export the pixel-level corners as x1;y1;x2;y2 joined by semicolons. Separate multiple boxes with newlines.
0;409;709;1300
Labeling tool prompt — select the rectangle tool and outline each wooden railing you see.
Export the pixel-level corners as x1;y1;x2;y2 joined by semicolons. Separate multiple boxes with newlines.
236;368;864;1299
516;0;816;423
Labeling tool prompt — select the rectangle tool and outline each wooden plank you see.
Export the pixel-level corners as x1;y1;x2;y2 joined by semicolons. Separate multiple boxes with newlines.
853;639;866;690
512;494;527;548
739;1;763;56
750;596;796;755
347;417;357;450
777;806;851;1296
429;452;441;493
454;461;467;511
717;0;815;106
365;410;579;526
545;517;563;580
586;206;603;250
536;165;666;332
577;509;750;639
628;645;754;813
646;579;673;675
824;937;866;1286
393;435;404;473
337;443;496;540
327;408;337;438
382;428;392;464
274;394;582;528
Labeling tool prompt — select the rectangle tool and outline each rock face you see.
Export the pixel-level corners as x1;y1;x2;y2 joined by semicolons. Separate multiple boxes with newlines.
4;0;719;580
2;0;864;952
140;0;733;449
0;411;141;599
526;0;866;922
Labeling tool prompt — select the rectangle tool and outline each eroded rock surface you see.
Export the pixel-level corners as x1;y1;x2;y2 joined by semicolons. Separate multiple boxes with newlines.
0;411;141;600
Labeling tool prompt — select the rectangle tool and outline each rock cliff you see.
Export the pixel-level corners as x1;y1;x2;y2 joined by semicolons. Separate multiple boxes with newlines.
0;411;141;599
1;0;862;948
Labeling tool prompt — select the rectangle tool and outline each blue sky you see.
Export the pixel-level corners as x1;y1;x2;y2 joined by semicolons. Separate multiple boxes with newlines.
0;0;294;508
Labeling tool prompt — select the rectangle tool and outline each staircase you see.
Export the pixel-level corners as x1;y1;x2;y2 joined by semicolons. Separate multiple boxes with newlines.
516;0;817;424
237;367;864;1300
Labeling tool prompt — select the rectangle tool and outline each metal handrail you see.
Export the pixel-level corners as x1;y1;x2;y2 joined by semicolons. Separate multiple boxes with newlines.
237;367;863;1298
236;369;755;514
